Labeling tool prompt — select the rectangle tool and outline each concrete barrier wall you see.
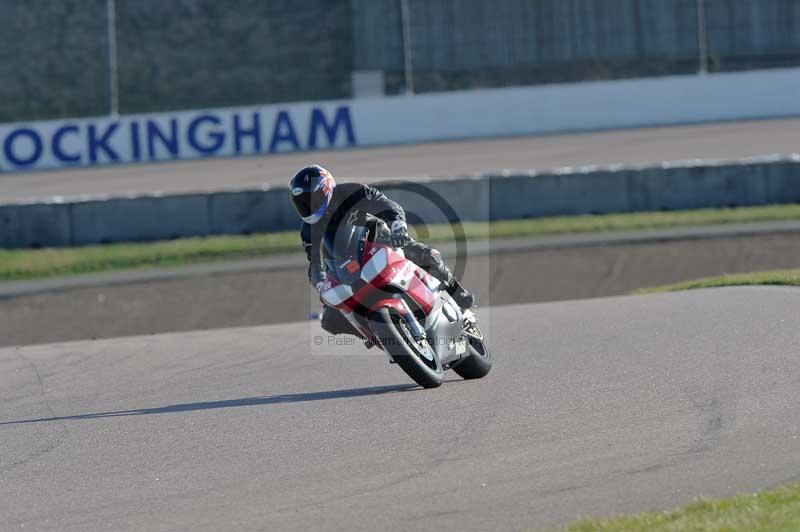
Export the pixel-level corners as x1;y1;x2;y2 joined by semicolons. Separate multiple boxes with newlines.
0;203;72;248
5;67;800;173
3;155;800;249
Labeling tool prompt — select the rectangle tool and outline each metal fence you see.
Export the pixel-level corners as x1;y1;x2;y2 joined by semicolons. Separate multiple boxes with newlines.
354;0;703;94
1;0;800;122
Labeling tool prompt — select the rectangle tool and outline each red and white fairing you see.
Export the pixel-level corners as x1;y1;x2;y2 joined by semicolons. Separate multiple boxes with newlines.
320;240;441;340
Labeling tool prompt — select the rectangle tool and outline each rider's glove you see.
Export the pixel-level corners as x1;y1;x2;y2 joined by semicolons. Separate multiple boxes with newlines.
390;220;412;248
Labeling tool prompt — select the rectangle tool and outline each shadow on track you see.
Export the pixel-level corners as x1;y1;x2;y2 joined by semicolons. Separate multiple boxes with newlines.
0;383;419;426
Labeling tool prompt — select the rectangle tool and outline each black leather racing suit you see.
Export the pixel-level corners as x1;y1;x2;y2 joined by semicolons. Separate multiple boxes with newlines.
301;182;454;337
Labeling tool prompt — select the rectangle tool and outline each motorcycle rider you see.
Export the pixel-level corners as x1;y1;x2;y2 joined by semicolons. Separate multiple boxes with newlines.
289;164;475;339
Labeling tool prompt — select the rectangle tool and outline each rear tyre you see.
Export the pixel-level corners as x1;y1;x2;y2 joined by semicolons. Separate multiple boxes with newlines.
371;308;443;389
452;323;492;380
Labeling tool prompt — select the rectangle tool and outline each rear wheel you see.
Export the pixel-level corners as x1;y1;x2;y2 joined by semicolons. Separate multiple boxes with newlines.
452;322;492;380
371;308;443;389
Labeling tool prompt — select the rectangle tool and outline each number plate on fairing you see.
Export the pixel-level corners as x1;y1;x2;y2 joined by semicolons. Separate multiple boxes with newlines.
455;340;467;355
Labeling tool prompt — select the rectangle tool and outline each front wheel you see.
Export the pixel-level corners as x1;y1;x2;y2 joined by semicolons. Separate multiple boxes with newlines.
452;322;492;380
370;308;443;388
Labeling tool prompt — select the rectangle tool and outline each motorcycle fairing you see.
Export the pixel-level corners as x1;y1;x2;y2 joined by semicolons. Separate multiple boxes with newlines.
319;226;470;368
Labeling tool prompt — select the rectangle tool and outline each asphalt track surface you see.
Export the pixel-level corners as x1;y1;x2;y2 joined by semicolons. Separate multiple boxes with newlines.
2;287;799;531
3;117;800;203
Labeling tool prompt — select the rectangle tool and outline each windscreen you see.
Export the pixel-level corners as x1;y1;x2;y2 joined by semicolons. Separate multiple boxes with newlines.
322;224;369;285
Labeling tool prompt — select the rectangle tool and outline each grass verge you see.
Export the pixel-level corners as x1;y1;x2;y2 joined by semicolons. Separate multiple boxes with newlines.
0;232;301;283
635;269;800;294
2;203;800;283
565;483;800;531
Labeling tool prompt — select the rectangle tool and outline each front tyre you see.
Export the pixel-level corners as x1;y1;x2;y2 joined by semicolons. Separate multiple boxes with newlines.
371;308;443;389
452;323;492;380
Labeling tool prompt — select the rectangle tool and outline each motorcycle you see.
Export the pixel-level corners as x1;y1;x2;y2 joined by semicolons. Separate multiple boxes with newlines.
318;218;491;388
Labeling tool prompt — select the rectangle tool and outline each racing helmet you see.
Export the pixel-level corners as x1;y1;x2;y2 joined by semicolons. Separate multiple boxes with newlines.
289;165;336;224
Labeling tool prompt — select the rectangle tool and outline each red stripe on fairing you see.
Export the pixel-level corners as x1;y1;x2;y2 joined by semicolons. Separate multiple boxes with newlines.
345;269;434;317
333;264;395;312
333;243;435;316
405;275;435;314
333;273;387;313
363;239;378;258
354;272;390;306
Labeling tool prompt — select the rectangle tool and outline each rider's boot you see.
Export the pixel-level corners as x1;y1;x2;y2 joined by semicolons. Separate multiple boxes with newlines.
445;279;476;310
404;242;476;310
424;249;476;309
428;253;476;310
